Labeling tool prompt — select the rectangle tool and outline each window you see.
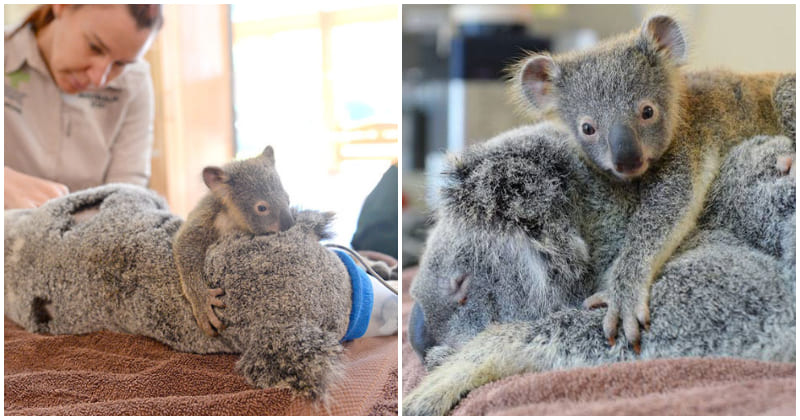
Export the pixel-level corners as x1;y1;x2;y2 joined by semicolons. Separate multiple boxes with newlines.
230;4;399;245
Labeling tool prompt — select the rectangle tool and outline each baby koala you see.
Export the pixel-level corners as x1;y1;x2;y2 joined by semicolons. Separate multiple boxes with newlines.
173;146;294;336
513;14;792;351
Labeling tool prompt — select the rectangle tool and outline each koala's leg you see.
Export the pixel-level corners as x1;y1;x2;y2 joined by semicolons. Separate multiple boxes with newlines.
403;309;615;416
173;223;225;337
405;233;795;416
236;322;344;402
583;146;718;353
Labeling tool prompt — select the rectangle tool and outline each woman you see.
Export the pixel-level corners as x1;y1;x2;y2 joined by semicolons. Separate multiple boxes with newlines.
5;4;163;209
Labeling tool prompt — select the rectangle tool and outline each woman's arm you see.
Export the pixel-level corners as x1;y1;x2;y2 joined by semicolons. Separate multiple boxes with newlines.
4;166;69;209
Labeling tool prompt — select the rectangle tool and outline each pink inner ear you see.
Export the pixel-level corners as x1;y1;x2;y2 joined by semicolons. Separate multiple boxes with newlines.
202;167;227;190
521;56;558;107
644;16;687;63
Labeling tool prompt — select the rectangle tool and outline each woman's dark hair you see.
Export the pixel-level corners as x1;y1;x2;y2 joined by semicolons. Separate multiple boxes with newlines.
126;4;164;31
8;4;163;37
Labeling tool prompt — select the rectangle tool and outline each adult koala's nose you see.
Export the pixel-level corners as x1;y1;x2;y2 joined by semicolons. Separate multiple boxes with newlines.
409;302;435;361
609;123;644;175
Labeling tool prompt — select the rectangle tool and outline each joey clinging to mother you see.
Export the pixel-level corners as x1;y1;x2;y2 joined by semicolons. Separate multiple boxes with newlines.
173;145;295;337
513;14;790;352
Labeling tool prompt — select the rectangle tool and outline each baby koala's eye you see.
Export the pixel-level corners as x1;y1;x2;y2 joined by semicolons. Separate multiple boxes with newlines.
254;200;271;215
582;123;596;136
637;101;658;123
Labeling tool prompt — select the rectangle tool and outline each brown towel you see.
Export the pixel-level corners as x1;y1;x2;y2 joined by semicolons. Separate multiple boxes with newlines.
402;266;796;416
5;317;397;415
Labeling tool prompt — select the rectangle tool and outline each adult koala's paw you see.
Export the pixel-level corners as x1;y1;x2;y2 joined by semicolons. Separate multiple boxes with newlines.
403;369;470;416
422;344;456;370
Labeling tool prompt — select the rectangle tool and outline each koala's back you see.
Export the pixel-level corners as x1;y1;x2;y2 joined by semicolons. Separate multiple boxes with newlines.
680;71;786;151
3;185;220;351
208;228;352;342
412;123;639;358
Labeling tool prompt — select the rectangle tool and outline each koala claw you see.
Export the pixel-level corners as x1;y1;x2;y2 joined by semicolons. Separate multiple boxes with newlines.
208;287;226;309
206;288;226;332
191;288;226;337
582;291;647;354
582;291;610;309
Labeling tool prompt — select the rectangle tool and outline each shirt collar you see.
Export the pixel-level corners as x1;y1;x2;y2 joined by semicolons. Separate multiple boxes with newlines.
5;24;50;77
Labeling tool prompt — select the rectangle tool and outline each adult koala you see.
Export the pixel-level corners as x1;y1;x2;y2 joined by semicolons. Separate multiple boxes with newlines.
405;123;795;415
5;185;352;402
409;122;639;368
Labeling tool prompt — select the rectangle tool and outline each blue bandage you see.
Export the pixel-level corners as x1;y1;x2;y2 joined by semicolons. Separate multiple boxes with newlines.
334;250;374;342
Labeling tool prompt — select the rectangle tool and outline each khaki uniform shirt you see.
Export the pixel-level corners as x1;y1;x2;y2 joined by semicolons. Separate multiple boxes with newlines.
4;24;154;191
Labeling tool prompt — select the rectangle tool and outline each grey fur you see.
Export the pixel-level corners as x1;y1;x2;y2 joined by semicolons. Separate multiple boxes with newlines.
175;145;294;337
404;125;795;415
774;74;796;141
4;184;351;401
409;123;637;364
514;14;792;351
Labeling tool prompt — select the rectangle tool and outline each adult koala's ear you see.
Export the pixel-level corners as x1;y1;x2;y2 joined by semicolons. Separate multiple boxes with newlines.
518;54;561;109
440;273;470;305
640;15;688;65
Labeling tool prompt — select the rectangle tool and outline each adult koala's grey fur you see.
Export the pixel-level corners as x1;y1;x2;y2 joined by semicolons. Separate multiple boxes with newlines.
409;122;639;368
405;124;795;415
4;185;351;401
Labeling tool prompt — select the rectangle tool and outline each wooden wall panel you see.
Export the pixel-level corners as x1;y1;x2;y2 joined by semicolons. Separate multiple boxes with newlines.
146;4;234;217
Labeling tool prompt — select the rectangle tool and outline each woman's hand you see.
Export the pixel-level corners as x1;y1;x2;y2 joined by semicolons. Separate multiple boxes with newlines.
4;167;69;209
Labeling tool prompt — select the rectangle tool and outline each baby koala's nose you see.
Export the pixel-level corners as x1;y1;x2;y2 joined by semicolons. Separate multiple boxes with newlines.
279;208;295;231
615;157;644;174
609;122;645;176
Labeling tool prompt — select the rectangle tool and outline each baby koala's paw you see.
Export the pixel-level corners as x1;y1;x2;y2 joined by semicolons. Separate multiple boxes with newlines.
190;288;226;337
775;154;795;178
583;288;649;354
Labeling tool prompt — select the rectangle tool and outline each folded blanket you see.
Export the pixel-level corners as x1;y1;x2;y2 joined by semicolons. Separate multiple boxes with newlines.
452;358;795;416
402;266;795;416
5;317;397;415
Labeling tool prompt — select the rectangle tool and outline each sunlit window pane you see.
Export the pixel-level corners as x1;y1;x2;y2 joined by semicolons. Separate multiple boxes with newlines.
331;21;399;129
230;6;398;245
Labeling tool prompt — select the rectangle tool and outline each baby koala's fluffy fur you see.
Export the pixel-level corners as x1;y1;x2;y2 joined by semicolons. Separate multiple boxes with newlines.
4;186;351;401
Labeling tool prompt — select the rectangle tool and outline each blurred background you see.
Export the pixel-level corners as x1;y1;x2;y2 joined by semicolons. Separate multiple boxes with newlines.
5;4;400;252
401;4;796;266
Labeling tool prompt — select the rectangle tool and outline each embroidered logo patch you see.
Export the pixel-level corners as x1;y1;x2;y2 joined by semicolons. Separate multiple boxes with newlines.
5;70;29;114
78;92;120;108
5;69;30;89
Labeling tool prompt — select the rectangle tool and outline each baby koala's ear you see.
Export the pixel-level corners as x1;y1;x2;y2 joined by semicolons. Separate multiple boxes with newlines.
640;15;688;65
202;166;229;191
259;145;276;166
518;54;560;109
